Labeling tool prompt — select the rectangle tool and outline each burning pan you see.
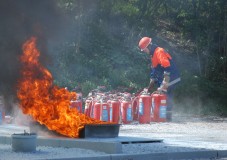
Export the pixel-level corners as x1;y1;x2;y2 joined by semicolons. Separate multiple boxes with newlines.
79;124;120;138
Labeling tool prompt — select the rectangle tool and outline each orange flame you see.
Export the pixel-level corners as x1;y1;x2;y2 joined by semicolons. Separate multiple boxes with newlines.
17;37;108;138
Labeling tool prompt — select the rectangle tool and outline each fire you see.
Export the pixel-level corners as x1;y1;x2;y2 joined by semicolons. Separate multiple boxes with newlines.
17;37;108;138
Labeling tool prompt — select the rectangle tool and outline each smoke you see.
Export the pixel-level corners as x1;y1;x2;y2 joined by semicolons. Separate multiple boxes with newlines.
0;0;70;113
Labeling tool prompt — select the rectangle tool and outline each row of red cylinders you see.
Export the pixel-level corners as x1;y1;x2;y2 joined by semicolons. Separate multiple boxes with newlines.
84;98;133;124
83;93;167;124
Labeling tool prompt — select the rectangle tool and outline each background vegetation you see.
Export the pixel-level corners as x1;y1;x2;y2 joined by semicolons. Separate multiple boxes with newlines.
3;0;225;116
48;0;227;116
47;0;227;116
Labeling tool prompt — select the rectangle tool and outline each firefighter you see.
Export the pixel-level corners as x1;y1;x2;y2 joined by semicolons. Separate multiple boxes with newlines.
138;37;181;121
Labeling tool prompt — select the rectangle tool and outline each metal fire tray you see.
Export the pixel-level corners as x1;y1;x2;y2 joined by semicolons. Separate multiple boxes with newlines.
79;124;120;138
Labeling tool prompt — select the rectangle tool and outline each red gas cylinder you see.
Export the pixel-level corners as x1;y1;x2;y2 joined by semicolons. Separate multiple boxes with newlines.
77;100;83;113
109;99;121;123
151;93;167;122
89;99;97;118
84;99;92;117
70;100;83;113
76;93;83;113
121;99;133;124
93;101;110;122
132;97;139;121
138;91;152;124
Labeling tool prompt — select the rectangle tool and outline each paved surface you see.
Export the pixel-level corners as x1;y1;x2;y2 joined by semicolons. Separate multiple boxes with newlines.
0;114;227;159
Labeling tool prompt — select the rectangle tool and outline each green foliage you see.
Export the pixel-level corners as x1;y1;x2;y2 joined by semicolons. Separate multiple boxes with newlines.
80;81;97;97
50;0;227;116
174;70;227;116
111;0;139;16
199;77;227;116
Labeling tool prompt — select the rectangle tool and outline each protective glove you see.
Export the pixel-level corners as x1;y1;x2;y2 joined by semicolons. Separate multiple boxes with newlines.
157;71;170;93
143;88;148;93
147;79;155;92
157;81;168;93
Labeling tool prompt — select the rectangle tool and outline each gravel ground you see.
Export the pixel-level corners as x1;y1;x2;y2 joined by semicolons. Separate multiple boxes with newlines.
0;144;107;160
0;114;227;160
120;114;227;154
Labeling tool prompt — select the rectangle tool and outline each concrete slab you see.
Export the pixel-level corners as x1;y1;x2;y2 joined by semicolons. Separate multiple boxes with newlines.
166;150;218;159
112;151;227;160
0;124;163;154
0;135;122;154
219;150;227;158
79;136;163;143
38;150;227;160
0;135;163;154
